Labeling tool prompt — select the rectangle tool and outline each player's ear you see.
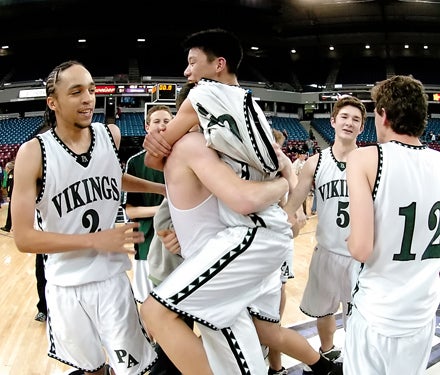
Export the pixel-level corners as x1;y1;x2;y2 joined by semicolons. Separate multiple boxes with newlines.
47;97;56;110
216;57;226;72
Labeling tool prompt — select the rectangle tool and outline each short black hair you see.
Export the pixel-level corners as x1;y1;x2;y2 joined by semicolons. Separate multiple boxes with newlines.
182;28;243;74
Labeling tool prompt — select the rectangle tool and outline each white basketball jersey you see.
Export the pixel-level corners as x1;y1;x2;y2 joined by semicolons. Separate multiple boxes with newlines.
352;141;440;336
35;123;130;286
167;191;224;259
187;79;292;237
314;147;351;256
188;79;278;178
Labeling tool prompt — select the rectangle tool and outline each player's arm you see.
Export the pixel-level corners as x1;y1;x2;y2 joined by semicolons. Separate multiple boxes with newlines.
176;132;288;215
278;163;307;237
11;139;43;252
143;99;200;171
122;173;165;196
125;204;161;220
283;154;317;217
346;147;376;263
12;139;143;255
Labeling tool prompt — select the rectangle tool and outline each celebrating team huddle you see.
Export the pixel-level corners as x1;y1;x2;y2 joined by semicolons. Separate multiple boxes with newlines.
10;27;440;375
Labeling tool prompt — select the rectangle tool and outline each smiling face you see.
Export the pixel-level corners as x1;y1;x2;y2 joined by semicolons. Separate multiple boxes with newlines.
331;104;365;142
183;47;220;83
145;108;173;132
46;64;96;130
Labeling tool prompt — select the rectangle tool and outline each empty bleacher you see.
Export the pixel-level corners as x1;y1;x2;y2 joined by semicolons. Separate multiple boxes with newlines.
310;116;440;152
0;116;43;167
358;117;377;146
311;116;377;146
269;116;309;141
1;116;43;145
310;118;335;144
115;113;145;137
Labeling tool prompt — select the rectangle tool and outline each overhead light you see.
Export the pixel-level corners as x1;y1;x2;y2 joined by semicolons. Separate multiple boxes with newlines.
404;44;409;49
78;39;86;43
251;46;259;50
329;46;335;51
365;44;370;49
398;0;440;3
424;45;429;49
137;38;146;42
1;45;9;49
291;49;296;54
320;0;374;3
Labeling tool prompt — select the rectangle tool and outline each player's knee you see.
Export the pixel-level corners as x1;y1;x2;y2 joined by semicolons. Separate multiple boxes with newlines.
141;296;174;336
255;321;281;347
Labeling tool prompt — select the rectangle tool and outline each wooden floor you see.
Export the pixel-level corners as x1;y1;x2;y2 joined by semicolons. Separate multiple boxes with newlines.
1;197;438;374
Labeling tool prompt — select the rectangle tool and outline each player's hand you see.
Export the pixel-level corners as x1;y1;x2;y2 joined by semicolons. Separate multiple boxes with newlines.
143;125;172;157
92;222;144;254
273;143;292;181
286;210;307;238
295;209;307;227
157;229;181;255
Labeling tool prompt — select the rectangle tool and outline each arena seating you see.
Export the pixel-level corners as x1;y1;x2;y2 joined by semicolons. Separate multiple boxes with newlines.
311;116;440;152
311;117;377;145
115;113;145;137
269;116;309;141
3;114;440;168
0;116;43;145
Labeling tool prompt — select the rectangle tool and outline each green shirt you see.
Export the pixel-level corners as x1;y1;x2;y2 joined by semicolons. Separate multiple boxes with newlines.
125;150;165;260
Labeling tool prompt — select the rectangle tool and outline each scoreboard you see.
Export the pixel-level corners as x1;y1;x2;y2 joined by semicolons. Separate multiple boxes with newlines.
151;83;177;102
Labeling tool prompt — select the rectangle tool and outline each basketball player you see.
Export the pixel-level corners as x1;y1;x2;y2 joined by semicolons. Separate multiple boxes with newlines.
11;61;163;375
283;95;366;373
142;29;342;375
123;105;171;303
345;75;440;374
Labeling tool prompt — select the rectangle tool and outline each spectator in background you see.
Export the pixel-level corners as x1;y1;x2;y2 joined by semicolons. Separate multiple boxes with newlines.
116;106;122;120
282;128;288;143
305;137;315;156
1;161;14;232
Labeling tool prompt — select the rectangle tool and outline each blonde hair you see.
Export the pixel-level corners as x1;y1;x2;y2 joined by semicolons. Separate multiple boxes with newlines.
272;128;286;146
146;105;173;125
